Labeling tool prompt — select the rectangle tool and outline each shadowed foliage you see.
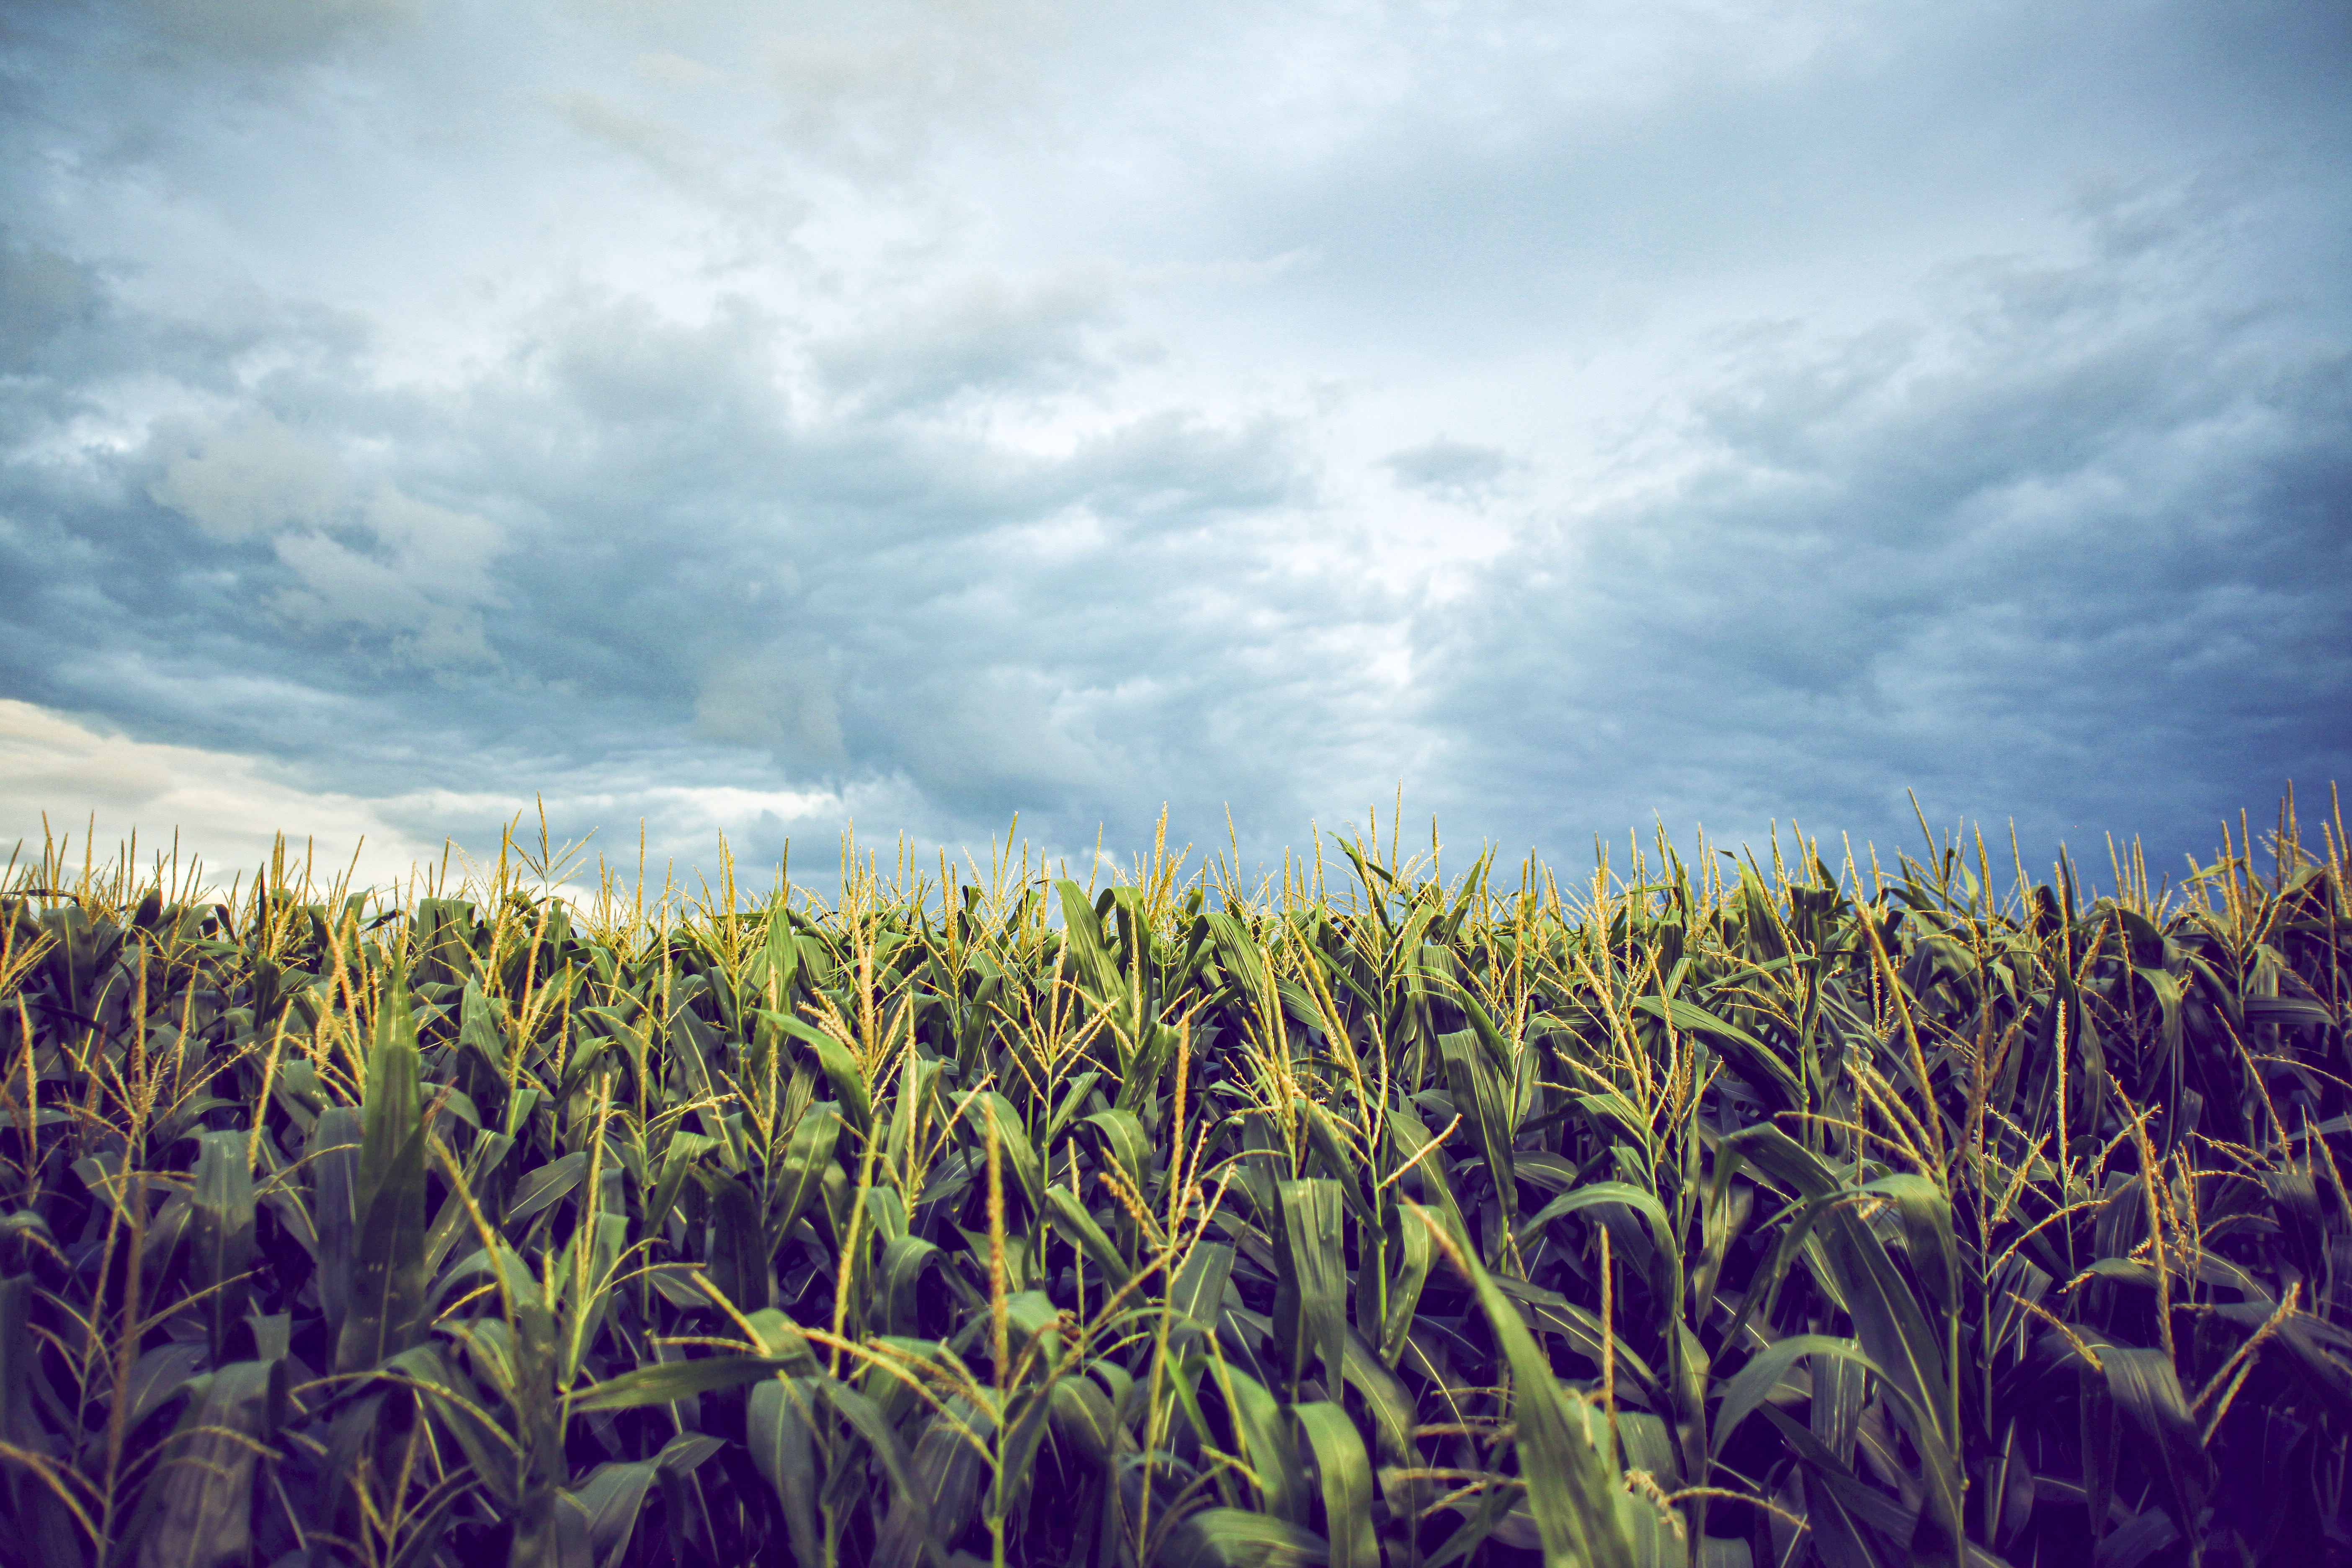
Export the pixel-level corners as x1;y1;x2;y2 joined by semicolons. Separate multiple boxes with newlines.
0;793;2346;1566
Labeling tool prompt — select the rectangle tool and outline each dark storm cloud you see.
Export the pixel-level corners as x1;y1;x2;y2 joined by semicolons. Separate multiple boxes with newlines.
1;0;2347;887
0;233;102;362
1409;183;2352;875
0;249;1354;869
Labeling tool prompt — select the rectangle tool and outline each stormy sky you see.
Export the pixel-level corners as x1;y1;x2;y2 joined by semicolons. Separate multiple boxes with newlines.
3;0;2347;897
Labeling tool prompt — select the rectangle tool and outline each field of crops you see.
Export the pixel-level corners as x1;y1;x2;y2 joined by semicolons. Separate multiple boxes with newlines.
1;800;2346;1568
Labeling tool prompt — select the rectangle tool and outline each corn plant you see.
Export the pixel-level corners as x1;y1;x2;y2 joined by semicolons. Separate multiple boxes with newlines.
0;795;2345;1567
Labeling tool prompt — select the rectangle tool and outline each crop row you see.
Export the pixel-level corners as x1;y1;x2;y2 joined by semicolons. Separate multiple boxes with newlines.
0;802;2346;1567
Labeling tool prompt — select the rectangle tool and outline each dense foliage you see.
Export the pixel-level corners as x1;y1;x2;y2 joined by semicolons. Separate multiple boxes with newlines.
1;801;2347;1568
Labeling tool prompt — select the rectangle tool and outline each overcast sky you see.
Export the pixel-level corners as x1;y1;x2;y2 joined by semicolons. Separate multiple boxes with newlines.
2;0;2347;899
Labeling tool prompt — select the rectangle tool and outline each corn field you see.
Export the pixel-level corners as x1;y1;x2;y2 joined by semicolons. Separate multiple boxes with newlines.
1;797;2347;1568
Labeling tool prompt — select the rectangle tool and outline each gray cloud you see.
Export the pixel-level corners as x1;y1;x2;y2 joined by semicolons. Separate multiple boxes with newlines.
0;247;1351;868
1408;189;2352;869
0;235;102;364
694;647;845;766
1;0;2346;886
143;415;507;666
1383;439;1522;502
124;0;420;63
146;414;344;537
815;270;1122;412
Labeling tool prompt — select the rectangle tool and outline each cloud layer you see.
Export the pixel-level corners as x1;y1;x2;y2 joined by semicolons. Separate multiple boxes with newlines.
1;0;2346;890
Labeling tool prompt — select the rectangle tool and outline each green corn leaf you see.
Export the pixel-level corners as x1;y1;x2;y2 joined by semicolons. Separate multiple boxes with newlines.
875;1399;988;1568
1218;1363;1309;1526
2099;1345;2211;1540
760;1008;872;1135
308;1106;362;1331
1617;1487;1690;1568
1299;1099;1376;1227
456;976;506;1077
334;985;428;1375
132;1360;284;1568
1726;1126;1963;1564
186;1131;255;1363
1857;1172;1960;1319
1384;1104;1471;1251
565;1354;786;1413
1420;1484;1524;1568
1437;1028;1517;1227
1274;1178;1349;1396
1289;1399;1376;1568
1697;1539;1752;1568
561;1434;719;1568
1082;1107;1154;1197
504;1149;588;1228
962;1091;1043;1211
405;1346;528;1508
1488;1274;1669;1412
1809;1352;1868;1467
1756;1407;1907;1568
384;1473;483;1568
1377;1199;1432;1368
1408;1201;1635;1568
1513;1179;1674;1297
1514;1179;1673;1248
1986;1418;2034;1553
1632;995;1802;1112
759;903;800;998
1337;1325;1417;1467
1046;1069;1104;1145
1047;1374;1124;1471
818;1377;946;1568
1160;1508;1331;1568
1710;1334;1874;1457
0;1274;36;1452
1574;1091;1654;1160
1047;1185;1133;1289
747;1377;822;1568
983;1369;1062;1499
1351;1197;1387;1348
880;1234;951;1336
2125;962;2185;1063
422;1127;514;1278
120;1341;207;1435
1168;1239;1236;1359
1207;912;1274;1011
2246;995;2336;1032
767;1102;842;1246
1814;1217;1960;1559
1614;1410;1681;1486
1055;879;1126;1007
1116;1021;1186;1116
697;1166;771;1312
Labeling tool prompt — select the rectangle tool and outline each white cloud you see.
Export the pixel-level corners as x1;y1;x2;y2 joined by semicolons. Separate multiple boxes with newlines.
147;414;344;538
0;699;443;892
762;20;1017;175
814;268;1121;411
146;419;506;665
544;88;696;178
634;51;724;91
269;485;506;666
